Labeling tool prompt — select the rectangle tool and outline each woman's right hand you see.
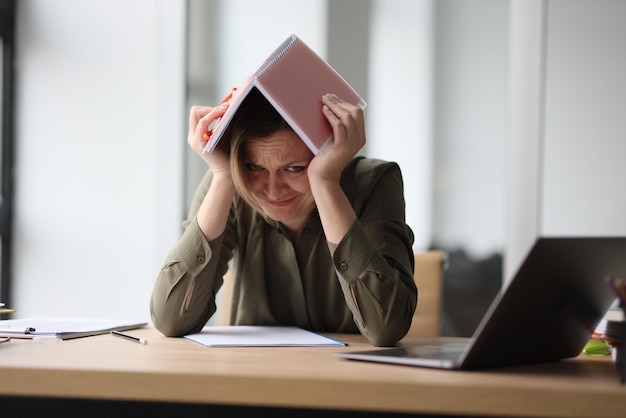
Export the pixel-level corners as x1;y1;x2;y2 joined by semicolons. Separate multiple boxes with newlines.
187;103;230;175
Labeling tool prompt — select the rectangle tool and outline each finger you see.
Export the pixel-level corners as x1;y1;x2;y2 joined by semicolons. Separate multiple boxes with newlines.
323;103;363;142
322;95;362;127
322;93;354;112
322;104;346;140
189;106;212;134
195;103;229;140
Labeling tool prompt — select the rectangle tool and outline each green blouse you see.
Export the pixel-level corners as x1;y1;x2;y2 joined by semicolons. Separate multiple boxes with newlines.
150;157;417;346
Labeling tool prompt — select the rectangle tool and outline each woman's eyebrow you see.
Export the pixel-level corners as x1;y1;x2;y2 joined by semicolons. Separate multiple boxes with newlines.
245;156;309;168
284;160;306;166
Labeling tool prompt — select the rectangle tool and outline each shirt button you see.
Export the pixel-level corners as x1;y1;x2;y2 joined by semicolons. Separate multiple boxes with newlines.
197;255;205;264
340;262;348;271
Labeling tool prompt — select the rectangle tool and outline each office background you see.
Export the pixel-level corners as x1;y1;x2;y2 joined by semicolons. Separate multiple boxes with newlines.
5;0;625;331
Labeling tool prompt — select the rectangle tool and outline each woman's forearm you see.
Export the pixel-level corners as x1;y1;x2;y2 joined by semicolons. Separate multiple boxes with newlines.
196;173;236;241
309;178;356;245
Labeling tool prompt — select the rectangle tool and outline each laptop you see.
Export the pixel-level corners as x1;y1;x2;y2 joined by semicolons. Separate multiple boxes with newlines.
336;237;626;370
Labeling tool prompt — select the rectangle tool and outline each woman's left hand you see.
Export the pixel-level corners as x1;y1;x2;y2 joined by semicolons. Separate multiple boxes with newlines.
307;94;366;184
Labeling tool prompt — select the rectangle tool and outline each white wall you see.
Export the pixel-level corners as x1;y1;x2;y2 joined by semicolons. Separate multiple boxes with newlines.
505;0;545;279
541;0;626;236
13;0;186;321
367;0;434;252
506;0;626;279
216;0;327;97
431;0;508;258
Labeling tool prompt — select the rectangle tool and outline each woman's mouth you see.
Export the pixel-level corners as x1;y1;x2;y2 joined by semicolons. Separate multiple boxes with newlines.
265;197;295;208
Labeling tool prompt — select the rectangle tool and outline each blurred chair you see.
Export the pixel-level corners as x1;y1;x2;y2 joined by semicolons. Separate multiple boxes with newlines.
407;250;446;337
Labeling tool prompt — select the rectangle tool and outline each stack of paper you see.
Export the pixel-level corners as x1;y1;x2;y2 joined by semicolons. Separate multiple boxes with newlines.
0;316;146;340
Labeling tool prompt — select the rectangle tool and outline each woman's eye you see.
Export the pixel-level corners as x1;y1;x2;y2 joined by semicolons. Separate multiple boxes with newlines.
245;163;262;171
286;166;306;173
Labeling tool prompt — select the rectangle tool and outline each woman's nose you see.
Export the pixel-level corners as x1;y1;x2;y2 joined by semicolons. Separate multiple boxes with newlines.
265;172;285;199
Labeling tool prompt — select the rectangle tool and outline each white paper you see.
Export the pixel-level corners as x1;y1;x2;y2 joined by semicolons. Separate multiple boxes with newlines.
185;325;346;347
0;316;146;339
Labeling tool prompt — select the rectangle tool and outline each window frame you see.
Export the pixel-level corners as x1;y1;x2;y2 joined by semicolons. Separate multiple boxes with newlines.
0;0;16;312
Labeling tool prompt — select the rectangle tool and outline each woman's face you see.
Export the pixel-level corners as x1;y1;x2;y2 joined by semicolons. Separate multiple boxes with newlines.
244;130;315;232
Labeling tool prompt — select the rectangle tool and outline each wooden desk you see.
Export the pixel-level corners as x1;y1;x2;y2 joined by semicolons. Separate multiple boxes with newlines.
0;327;625;417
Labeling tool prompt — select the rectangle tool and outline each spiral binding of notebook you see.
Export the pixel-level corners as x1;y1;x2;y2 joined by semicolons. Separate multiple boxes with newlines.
252;34;299;79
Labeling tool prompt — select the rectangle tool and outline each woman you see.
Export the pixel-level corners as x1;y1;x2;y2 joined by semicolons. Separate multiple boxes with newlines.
150;88;416;346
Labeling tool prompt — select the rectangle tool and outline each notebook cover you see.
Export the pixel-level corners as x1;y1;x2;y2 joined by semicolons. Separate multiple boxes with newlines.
204;34;366;155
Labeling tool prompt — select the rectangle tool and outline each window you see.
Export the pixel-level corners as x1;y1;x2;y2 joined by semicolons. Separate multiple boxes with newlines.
0;0;15;311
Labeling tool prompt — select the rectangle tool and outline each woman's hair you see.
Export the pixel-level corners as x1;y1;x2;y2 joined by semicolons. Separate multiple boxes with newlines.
229;87;294;213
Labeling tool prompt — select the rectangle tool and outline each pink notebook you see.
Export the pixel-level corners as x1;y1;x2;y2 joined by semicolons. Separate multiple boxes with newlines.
203;34;366;155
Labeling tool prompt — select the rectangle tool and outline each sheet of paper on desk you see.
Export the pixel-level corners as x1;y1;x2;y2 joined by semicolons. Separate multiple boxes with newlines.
185;325;346;347
0;316;147;340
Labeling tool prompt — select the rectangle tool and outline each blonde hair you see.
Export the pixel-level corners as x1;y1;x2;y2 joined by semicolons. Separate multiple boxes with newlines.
228;88;294;213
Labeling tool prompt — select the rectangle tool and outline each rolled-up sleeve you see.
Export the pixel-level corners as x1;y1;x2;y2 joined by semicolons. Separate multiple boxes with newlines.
150;170;234;337
331;160;417;346
150;219;227;336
